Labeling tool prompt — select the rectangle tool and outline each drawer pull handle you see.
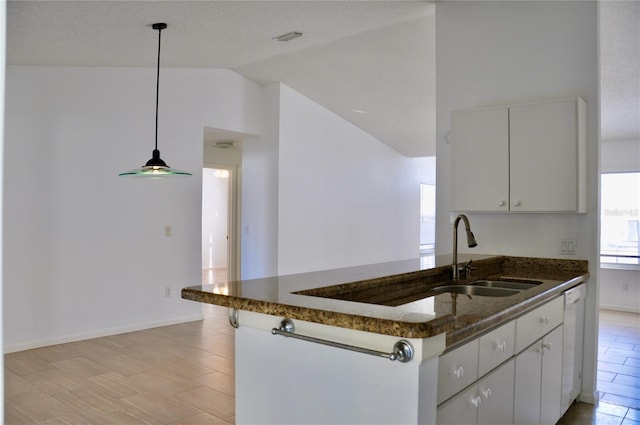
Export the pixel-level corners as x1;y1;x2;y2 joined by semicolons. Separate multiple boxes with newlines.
453;366;464;379
540;316;550;325
482;388;492;400
471;396;482;408
496;341;507;352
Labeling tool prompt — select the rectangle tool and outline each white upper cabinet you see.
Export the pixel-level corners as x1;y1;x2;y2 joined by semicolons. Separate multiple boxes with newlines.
450;98;587;213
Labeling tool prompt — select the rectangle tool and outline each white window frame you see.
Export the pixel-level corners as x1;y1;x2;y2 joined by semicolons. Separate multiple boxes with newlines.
420;183;436;255
600;171;640;270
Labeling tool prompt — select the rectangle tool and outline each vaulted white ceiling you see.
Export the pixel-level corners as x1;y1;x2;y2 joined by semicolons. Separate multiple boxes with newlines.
7;0;435;156
6;1;638;155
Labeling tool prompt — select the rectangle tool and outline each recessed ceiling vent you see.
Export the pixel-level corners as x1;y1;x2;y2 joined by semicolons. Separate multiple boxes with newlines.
273;31;303;42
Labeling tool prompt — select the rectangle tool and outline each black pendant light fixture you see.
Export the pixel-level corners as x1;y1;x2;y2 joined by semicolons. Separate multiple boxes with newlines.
119;23;191;178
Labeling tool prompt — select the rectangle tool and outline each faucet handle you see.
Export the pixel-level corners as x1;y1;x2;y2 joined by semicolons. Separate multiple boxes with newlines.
460;259;477;279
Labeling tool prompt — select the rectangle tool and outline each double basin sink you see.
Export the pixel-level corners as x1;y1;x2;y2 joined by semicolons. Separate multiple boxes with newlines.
294;275;548;307
430;278;542;297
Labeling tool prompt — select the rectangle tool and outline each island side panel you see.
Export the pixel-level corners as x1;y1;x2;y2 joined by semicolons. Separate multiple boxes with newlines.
235;322;440;424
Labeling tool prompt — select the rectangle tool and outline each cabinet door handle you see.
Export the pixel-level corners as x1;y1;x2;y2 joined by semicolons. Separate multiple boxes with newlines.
540;316;550;325
542;342;552;351
498;200;506;207
482;388;492;400
452;366;464;379
513;200;521;207
471;396;482;408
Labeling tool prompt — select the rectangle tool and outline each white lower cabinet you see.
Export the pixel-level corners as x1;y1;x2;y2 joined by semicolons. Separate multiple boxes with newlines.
438;359;515;425
437;296;568;425
437;384;477;425
478;359;515;425
514;324;564;425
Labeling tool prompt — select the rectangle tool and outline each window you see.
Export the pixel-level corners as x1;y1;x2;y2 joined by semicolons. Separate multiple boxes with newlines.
420;183;436;254
600;172;640;267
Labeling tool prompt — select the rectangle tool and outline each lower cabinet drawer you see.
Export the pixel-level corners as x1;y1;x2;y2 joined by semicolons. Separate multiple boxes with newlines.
515;295;563;353
478;321;515;376
438;338;479;404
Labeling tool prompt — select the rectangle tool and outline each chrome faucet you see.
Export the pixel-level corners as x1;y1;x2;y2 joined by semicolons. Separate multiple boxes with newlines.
452;214;478;280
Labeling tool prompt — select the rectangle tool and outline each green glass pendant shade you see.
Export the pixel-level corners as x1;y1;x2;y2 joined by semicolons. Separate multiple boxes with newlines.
119;23;191;179
118;149;192;178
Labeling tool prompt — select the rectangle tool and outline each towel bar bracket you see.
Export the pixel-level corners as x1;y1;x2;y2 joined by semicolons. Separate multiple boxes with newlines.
271;318;414;363
229;309;239;328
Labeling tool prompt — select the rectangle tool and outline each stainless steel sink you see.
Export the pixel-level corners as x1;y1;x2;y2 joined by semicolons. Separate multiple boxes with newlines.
430;285;520;297
470;279;542;291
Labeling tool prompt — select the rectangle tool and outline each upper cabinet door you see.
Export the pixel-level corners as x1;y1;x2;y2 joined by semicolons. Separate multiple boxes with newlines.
509;98;586;212
450;107;509;212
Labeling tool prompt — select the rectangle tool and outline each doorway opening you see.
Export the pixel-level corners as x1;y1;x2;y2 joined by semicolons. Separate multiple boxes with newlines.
202;166;238;293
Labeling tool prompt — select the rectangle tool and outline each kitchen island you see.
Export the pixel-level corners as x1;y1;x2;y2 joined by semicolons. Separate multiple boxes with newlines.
182;254;588;424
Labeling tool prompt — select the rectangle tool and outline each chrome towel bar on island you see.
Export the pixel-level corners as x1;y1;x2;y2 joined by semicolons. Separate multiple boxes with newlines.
271;318;414;363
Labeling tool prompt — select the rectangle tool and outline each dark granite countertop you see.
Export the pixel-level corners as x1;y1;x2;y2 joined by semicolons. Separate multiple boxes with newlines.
182;254;588;346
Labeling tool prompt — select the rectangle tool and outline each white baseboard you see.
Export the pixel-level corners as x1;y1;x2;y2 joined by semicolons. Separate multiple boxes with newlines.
4;313;204;354
599;304;640;314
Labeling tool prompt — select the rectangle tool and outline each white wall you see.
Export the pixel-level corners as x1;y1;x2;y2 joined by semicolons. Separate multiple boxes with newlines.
600;268;640;313
601;139;640;172
240;84;281;280
277;84;422;274
1;0;7;414
435;1;599;401
597;0;639;314
240;83;434;279
4;67;430;353
3;66;261;351
600;138;640;313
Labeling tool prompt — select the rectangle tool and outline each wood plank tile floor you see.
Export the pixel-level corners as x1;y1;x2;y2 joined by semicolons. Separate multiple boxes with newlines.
5;305;235;424
5;307;640;424
559;309;640;425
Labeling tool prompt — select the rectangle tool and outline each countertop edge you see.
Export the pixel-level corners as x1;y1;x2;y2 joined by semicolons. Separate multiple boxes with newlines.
181;255;589;344
180;288;457;338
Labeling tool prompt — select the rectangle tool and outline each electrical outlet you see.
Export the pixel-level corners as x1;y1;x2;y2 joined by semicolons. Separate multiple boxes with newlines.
165;286;171;297
559;239;577;255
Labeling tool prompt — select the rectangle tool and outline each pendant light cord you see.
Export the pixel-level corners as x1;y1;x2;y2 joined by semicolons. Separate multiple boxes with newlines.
155;25;162;153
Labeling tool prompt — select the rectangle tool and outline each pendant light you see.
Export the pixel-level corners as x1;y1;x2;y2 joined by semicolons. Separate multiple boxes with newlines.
119;23;191;178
